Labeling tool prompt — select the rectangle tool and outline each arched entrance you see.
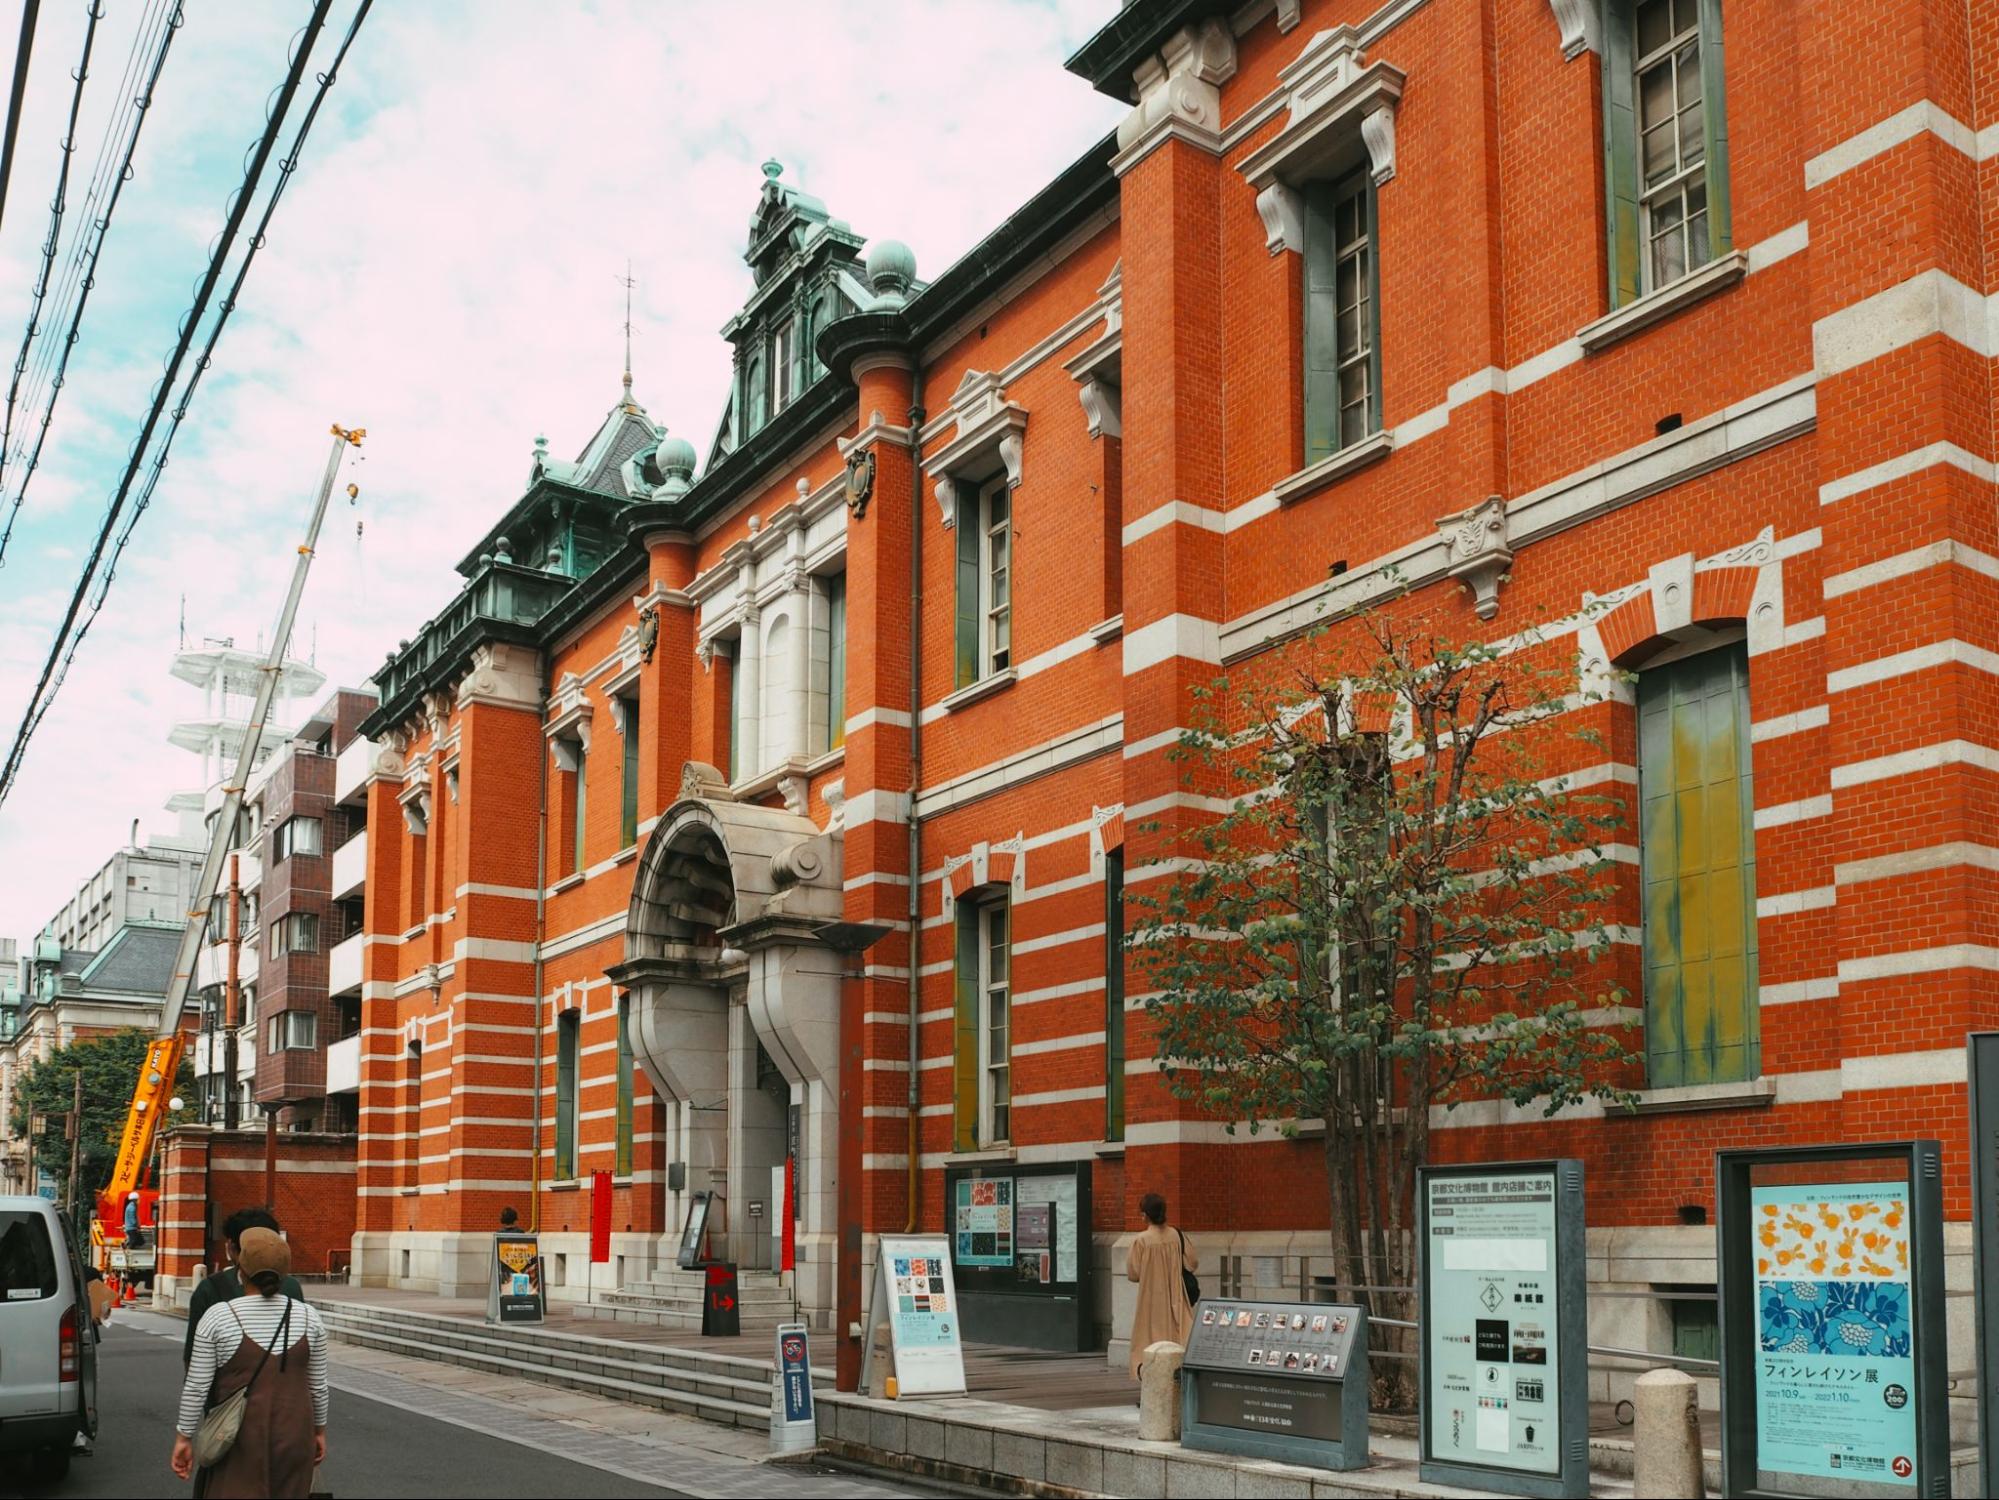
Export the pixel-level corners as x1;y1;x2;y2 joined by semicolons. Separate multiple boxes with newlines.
608;765;850;1321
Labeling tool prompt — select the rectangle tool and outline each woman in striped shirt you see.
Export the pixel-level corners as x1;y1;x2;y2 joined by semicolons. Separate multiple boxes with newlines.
170;1227;329;1497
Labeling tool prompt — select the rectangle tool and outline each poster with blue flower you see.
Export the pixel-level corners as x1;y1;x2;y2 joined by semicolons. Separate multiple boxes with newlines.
1750;1183;1917;1488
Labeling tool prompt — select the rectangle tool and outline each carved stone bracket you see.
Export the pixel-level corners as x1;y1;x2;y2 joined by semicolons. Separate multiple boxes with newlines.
930;369;1028;528
1113;19;1238;169
1437;495;1513;620
1547;0;1600;60
1077;377;1122;440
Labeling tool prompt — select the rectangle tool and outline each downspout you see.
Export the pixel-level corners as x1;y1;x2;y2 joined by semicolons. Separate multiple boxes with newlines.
904;372;926;1233
529;677;549;1232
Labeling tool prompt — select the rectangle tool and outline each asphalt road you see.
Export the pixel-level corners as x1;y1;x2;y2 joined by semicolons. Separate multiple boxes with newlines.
3;1317;692;1500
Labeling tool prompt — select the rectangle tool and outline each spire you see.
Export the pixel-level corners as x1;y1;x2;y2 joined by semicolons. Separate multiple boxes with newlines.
616;259;637;410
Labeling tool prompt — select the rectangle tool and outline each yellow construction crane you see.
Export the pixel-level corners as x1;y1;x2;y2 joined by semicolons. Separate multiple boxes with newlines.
96;425;364;1267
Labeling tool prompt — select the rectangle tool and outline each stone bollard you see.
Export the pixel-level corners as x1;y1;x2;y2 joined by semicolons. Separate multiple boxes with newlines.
1138;1341;1186;1441
866;1323;894;1399
1633;1368;1704;1498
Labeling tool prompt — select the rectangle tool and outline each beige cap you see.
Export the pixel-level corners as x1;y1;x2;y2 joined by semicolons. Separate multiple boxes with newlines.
236;1226;291;1288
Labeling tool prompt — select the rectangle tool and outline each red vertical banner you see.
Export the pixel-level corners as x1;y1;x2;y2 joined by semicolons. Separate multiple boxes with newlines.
782;1152;796;1273
590;1169;612;1264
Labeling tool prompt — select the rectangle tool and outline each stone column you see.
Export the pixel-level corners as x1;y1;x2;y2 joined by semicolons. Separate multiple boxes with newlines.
788;568;813;762
735;599;762;779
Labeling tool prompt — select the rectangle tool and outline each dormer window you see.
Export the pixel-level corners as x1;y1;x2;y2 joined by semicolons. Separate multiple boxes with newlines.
770;318;796;416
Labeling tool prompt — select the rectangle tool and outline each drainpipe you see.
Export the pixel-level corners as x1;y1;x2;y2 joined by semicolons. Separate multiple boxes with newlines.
529;678;549;1232
904;374;926;1233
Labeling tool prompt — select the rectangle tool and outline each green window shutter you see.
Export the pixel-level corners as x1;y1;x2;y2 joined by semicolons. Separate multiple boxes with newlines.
953;904;980;1152
726;641;741;781
1602;4;1643;308
615;997;634;1177
1105;849;1126;1142
828;575;846;751
1302;180;1340;466
1697;0;1731;257
620;700;640;848
556;1014;578;1179
1638;642;1759;1088
572;752;588;876
954;492;981;688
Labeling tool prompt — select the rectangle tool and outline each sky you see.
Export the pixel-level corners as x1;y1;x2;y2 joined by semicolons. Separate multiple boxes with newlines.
0;0;1124;945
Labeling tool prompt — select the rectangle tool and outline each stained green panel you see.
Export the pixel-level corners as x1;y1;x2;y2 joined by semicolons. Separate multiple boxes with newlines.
1639;641;1759;1086
1302;180;1341;466
954;905;980;1152
954;493;981;687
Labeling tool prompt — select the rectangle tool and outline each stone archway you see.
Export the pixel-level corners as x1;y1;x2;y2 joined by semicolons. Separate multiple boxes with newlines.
608;764;849;1319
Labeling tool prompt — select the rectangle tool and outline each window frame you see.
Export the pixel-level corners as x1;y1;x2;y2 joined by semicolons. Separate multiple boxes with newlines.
954;475;1014;688
821;572;847;753
1604;0;1731;308
555;1010;580;1180
1104;848;1126;1143
1303;169;1382;466
977;901;1011;1149
275;816;323;862
769;317;795;416
618;693;640;850
615;995;634;1177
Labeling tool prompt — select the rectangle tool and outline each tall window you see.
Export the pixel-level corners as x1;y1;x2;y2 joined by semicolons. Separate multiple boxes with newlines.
953;897;1012;1151
555;1010;580;1180
1606;0;1729;304
1105;848;1126;1142
618;693;640;849
274;817;322;861
725;640;743;781
1303;171;1379;465
769;318;795;415
820;573;846;753
266;1010;317;1052
569;747;588;876
1638;640;1758;1087
745;353;767;435
270;911;318;956
953;478;1012;686
615;995;634;1177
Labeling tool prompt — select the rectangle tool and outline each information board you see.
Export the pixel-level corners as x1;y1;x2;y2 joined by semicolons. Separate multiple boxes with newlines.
676;1190;713;1269
488;1232;544;1325
770;1321;816;1453
1718;1142;1948;1498
871;1233;967;1395
1419;1160;1587;1499
953;1177;1014;1266
1180;1298;1370;1469
944;1162;1093;1350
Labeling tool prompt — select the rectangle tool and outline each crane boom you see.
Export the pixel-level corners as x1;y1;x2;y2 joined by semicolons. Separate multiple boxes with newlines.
99;425;364;1247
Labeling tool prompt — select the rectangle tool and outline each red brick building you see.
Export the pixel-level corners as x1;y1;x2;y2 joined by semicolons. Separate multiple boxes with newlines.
351;0;1998;1386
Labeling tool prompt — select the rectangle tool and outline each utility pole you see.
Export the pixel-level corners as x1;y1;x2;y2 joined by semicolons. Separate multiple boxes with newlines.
224;853;241;1131
64;1069;81;1220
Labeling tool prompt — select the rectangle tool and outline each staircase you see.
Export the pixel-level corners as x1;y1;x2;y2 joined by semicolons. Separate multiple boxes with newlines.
570;1266;800;1334
314;1298;828;1430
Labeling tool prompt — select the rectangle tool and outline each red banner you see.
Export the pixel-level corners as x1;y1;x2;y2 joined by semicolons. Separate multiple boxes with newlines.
590;1169;612;1263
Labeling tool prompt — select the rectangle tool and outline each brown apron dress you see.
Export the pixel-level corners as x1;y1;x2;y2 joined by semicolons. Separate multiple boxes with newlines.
196;1299;316;1500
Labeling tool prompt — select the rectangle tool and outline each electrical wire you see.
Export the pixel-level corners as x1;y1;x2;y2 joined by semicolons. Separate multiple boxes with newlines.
0;0;180;563
0;0;103;500
0;0;342;809
2;0;176;484
0;0;41;237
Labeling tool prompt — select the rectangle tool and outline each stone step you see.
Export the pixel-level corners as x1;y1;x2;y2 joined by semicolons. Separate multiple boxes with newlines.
313;1299;827;1385
316;1314;774;1428
624;1278;795;1302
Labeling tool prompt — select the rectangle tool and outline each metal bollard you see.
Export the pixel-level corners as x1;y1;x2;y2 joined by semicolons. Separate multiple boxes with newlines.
1138;1341;1185;1442
1632;1368;1704;1498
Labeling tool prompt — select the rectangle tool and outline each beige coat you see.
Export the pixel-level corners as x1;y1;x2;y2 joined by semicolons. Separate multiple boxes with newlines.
1125;1222;1197;1378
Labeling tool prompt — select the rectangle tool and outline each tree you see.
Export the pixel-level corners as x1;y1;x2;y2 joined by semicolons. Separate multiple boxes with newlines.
7;1028;196;1213
1129;605;1635;1401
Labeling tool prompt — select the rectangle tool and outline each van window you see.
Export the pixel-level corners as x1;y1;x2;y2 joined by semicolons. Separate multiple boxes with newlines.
0;1210;59;1301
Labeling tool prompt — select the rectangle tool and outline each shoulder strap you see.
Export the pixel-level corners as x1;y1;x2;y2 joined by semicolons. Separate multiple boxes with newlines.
1176;1227;1186;1253
241;1298;289;1392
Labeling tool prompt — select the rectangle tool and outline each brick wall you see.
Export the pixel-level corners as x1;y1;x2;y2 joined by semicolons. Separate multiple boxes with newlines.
158;1125;357;1284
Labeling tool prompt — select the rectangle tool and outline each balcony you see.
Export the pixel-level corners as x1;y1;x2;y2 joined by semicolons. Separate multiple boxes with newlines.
325;1034;360;1096
328;931;363;999
335;733;374;808
331;829;367;903
223;848;261;896
195;939;258;993
191;1028;257;1084
362;560;572;737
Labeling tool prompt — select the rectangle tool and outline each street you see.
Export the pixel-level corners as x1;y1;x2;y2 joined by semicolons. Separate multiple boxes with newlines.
2;1313;936;1500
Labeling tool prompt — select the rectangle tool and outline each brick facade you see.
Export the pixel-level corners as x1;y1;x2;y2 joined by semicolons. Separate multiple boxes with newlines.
348;0;1999;1390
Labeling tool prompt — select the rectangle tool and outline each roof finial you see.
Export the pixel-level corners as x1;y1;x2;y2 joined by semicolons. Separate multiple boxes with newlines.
761;157;783;182
615;259;637;408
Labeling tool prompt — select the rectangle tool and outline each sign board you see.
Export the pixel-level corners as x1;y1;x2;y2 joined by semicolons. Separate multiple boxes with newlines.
703;1262;741;1337
1419;1160;1587;1499
943;1161;1093;1350
677;1190;714;1269
1718;1142;1948;1498
771;1321;816;1452
866;1233;967;1396
1973;1034;1999;1497
590;1170;612;1264
1180;1297;1371;1469
487;1232;544;1325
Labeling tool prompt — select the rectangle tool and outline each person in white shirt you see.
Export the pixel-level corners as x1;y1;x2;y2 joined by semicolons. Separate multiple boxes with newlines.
170;1227;328;1497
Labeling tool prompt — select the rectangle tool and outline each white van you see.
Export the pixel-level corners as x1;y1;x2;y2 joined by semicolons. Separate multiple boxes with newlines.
0;1195;99;1481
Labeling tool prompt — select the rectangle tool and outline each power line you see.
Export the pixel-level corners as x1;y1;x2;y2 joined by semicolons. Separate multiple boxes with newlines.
0;0;180;563
0;0;103;499
3;0;176;486
0;0;340;809
0;0;40;237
